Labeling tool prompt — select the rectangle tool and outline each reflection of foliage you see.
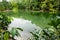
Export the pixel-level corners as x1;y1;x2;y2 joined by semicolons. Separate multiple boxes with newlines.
0;13;23;40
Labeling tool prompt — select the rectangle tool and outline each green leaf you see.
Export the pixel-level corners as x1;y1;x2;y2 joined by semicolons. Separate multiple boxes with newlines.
10;28;16;37
4;32;9;40
16;30;20;36
17;28;23;31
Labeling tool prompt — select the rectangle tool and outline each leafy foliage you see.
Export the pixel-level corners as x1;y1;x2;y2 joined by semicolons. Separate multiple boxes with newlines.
0;0;12;11
10;28;23;37
31;15;60;40
0;0;60;40
0;0;59;14
0;13;23;40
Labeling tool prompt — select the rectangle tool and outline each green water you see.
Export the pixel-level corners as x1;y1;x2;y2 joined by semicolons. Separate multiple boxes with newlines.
3;10;53;28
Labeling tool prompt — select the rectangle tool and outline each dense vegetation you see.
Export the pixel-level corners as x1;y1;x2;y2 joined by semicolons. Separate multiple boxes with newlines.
0;12;23;40
0;0;60;13
0;0;60;40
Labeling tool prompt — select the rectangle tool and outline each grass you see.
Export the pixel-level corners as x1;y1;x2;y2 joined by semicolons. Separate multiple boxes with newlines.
1;10;54;29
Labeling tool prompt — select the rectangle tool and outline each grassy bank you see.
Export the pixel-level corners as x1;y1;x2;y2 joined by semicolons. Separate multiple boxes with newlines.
0;10;57;28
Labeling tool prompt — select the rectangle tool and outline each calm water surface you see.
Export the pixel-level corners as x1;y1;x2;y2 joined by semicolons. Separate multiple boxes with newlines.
8;17;42;40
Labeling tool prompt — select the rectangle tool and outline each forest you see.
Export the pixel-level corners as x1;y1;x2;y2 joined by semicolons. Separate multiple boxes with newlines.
0;0;60;40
